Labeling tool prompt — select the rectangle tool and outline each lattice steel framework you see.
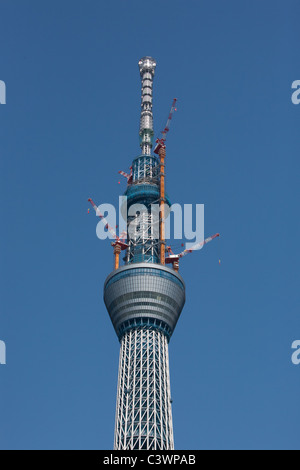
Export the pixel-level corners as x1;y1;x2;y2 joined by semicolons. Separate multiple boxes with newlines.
132;155;159;184
126;210;160;265
114;326;174;450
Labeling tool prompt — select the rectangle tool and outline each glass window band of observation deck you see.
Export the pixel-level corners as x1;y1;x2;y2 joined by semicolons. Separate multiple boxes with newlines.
107;290;182;318
104;267;185;291
110;299;177;320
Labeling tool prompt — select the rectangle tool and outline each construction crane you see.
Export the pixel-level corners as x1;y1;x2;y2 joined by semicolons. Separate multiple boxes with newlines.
154;98;177;155
118;166;133;184
165;233;220;271
88;198;128;270
153;98;177;265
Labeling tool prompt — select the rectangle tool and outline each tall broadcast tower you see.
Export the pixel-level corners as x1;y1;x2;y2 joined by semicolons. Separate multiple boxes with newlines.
104;56;185;450
89;57;218;450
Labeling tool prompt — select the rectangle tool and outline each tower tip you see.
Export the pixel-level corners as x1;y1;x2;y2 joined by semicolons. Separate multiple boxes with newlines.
138;56;157;75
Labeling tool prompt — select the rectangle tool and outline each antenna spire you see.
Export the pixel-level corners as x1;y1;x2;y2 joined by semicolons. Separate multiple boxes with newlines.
138;56;156;155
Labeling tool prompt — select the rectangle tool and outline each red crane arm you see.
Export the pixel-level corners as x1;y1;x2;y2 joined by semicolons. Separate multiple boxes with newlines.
154;98;177;155
178;233;220;258
165;233;220;264
88;198;128;249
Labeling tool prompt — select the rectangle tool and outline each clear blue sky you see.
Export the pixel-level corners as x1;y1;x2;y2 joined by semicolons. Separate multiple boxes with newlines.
0;0;299;450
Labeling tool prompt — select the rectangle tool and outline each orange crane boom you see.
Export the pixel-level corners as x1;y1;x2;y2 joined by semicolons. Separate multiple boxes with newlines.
154;99;178;265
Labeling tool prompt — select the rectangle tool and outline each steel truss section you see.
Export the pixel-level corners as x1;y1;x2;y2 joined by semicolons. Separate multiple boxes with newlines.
126;210;160;264
114;326;174;450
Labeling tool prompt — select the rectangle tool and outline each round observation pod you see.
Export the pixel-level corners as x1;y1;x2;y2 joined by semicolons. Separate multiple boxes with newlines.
104;263;185;341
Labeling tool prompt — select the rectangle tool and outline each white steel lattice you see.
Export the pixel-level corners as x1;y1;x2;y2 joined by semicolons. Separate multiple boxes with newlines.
127;211;160;264
114;326;174;450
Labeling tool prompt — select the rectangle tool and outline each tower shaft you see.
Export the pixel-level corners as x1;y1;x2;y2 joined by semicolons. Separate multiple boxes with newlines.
114;326;174;450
